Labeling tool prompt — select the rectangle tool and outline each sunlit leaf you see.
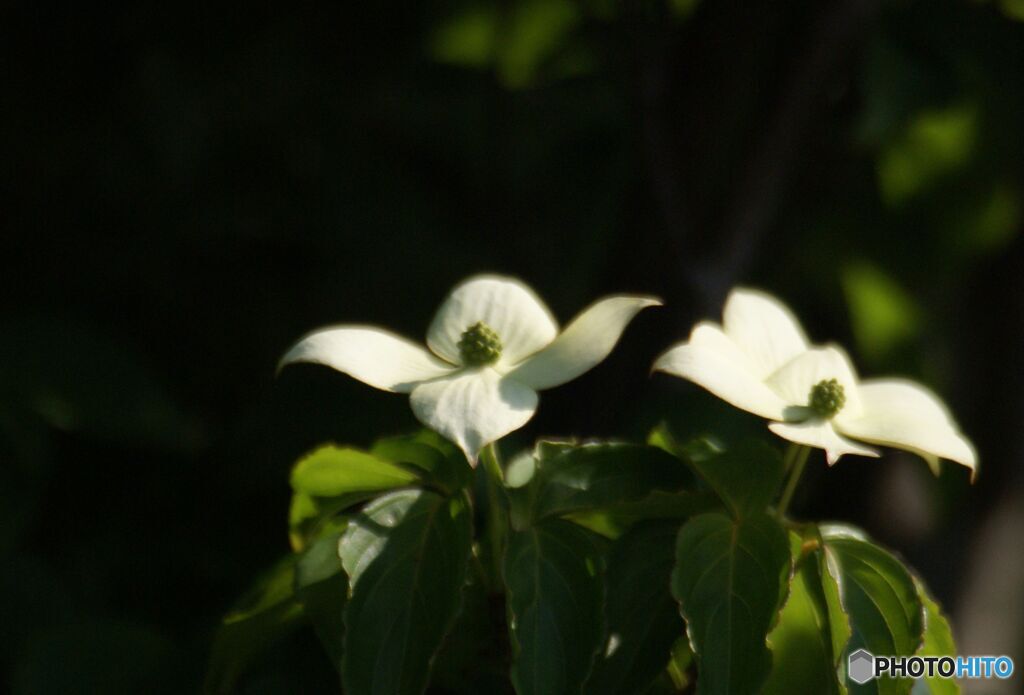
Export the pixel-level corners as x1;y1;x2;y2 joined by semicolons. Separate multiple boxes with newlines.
286;445;420;550
764;534;846;695
820;526;925;695
290;444;418;498
911;579;959;695
339;489;472;695
672;512;791;695
505;519;606;695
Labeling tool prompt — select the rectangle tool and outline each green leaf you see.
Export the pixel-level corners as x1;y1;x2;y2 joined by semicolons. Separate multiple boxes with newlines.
287;490;320;550
586;522;683;695
287;445;421;550
531;442;694;521
504;520;606;695
294;532;348;673
912;579;959;695
370;430;473;492
671;512;791;695
564;490;720;540
680;440;785;519
820;527;925;695
204;557;304;694
764;537;847;695
339;489;472;695
290;444;418;498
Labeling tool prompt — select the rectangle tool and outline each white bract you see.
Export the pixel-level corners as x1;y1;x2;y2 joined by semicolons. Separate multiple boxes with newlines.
653;288;976;476
281;274;660;462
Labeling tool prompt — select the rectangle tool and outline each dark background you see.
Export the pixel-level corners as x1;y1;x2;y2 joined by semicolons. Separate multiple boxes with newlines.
3;0;1023;692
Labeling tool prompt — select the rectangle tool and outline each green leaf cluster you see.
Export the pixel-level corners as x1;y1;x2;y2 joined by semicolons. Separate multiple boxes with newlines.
207;427;961;695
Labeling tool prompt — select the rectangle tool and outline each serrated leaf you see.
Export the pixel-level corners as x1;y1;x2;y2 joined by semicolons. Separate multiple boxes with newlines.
681;440;785;519
764;544;846;695
339;489;472;695
911;579;959;695
819;538;854;669
671;512;791;695
531;443;694;521
504;520;606;695
288;445;420;550
204;557;304;694
586;522;683;695
820;528;924;695
294;532;348;673
370;430;473;492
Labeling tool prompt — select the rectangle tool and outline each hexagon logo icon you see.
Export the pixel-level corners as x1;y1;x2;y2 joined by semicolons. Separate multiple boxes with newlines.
848;649;875;685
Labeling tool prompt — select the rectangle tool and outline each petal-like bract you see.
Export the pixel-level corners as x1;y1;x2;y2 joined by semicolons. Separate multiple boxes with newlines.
836;379;977;475
509;296;661;390
409;368;539;461
279;326;456;393
768;420;880;465
426;275;559;365
653;322;789;420
723;288;810;377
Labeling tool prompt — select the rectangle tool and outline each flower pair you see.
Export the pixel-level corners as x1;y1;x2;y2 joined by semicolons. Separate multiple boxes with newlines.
281;275;976;476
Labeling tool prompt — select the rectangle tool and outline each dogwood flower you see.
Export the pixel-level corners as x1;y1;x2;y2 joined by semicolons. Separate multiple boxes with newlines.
653;288;976;476
281;274;660;462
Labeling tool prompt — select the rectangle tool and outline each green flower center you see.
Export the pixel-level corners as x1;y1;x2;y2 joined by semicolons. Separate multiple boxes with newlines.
808;378;846;419
458;321;502;366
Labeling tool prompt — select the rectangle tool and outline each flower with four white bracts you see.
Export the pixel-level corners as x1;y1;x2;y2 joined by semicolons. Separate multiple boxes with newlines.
653;288;977;477
280;275;660;462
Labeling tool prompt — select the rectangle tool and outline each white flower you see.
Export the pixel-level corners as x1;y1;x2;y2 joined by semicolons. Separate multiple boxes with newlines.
653;288;977;476
281;274;660;462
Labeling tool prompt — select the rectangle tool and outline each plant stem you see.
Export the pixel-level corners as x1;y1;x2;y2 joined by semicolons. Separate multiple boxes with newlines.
480;443;507;589
776;444;811;519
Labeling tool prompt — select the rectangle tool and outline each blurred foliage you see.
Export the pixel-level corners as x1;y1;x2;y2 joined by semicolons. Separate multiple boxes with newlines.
2;0;1023;691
